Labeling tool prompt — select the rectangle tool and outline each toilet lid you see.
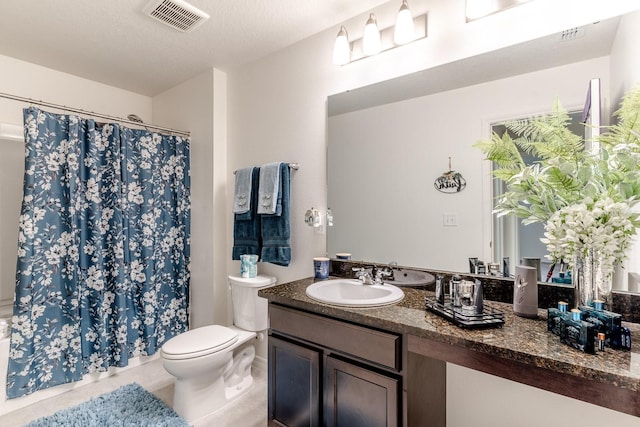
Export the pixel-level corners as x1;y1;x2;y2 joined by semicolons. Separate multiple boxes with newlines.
228;275;276;288
161;325;238;360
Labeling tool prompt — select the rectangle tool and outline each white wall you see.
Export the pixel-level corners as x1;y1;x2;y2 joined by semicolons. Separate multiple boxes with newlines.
0;55;152;126
447;364;640;426
328;57;609;271
610;10;640;108
153;68;229;328
228;0;640;423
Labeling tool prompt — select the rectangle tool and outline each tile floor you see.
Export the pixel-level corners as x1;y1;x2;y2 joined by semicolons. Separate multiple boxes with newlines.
0;358;267;426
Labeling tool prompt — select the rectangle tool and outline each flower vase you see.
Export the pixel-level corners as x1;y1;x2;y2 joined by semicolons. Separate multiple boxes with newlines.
572;249;595;308
572;249;613;309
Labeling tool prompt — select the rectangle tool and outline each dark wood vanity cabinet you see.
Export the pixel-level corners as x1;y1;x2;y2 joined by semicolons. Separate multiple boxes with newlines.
267;303;402;427
323;355;399;427
268;336;321;427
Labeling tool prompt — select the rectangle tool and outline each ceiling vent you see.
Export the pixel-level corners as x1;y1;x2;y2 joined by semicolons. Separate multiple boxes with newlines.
559;26;586;42
143;0;209;33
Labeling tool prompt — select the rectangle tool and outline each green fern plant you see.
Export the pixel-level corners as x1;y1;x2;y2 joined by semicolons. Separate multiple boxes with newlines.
474;83;640;226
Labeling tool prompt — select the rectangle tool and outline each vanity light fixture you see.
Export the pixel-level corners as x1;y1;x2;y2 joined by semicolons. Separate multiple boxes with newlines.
362;14;382;56
332;0;426;65
332;26;351;65
394;0;415;45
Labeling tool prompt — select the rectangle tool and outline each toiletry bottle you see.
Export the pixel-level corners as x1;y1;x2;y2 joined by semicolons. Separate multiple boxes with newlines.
560;309;596;354
547;301;569;336
474;279;483;314
476;261;486;274
469;258;478;274
435;275;445;305
579;304;622;348
502;257;510;278
621;327;632;351
597;332;606;351
451;275;462;307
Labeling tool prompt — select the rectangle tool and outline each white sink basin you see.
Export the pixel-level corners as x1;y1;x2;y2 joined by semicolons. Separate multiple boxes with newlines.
305;279;404;307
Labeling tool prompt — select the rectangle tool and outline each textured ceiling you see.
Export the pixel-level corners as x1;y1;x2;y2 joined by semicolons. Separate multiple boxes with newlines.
0;0;390;96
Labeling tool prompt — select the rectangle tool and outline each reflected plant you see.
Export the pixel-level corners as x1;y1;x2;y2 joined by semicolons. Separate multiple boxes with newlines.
474;83;640;266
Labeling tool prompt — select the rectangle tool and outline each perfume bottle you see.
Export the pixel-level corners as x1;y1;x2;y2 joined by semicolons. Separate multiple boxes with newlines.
560;309;596;354
547;301;569;336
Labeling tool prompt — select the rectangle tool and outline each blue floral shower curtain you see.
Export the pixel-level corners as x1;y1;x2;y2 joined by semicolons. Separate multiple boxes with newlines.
7;108;191;398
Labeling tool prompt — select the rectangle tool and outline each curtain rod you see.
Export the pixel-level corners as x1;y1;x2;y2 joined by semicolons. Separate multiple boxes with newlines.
233;163;300;174
0;92;190;137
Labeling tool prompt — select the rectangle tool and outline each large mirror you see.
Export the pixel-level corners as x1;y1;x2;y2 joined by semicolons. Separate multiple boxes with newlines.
327;11;640;292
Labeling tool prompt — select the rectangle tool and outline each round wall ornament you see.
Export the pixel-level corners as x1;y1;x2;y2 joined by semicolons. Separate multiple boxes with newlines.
434;157;466;193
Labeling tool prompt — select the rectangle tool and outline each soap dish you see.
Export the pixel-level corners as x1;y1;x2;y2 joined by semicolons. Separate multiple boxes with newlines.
425;297;505;329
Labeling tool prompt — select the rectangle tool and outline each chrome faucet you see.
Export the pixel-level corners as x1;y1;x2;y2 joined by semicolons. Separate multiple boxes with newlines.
353;267;375;285
353;266;390;285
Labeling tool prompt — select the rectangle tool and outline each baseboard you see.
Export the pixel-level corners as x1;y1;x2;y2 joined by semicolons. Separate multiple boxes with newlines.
253;355;267;372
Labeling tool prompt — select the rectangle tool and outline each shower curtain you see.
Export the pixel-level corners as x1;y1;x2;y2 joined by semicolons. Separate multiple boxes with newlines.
6;107;191;398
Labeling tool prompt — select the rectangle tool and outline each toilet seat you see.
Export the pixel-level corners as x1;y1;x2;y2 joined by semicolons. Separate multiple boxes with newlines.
161;325;239;360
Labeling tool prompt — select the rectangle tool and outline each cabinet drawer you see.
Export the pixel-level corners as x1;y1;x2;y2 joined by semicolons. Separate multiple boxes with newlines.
269;304;401;370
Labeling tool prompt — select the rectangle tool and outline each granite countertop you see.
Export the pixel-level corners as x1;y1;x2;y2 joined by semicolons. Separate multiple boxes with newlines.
260;277;640;394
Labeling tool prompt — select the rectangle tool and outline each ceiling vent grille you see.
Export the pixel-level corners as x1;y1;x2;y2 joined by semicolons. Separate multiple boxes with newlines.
143;0;209;32
560;26;586;42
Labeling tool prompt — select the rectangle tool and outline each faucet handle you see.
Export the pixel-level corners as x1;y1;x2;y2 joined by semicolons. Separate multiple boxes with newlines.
352;267;366;278
376;269;392;278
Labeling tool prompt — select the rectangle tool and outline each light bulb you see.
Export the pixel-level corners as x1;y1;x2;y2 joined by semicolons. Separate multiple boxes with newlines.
394;0;415;45
332;26;351;65
362;14;381;56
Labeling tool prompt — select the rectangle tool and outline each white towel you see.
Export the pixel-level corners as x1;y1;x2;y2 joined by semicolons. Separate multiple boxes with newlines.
233;167;254;214
257;162;281;214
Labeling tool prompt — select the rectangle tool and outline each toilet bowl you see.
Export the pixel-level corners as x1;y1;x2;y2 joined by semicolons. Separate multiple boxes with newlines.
160;275;276;423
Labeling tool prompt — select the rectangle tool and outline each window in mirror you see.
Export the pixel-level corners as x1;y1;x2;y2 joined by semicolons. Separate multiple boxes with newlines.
491;111;584;283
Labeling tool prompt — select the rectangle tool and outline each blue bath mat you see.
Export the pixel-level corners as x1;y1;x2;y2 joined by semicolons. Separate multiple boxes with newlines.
26;383;188;427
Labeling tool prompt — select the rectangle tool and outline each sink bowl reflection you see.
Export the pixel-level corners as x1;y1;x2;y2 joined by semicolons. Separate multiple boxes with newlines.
305;279;404;307
385;269;435;287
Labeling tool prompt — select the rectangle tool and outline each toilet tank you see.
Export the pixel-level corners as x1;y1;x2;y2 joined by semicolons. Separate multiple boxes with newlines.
228;275;277;331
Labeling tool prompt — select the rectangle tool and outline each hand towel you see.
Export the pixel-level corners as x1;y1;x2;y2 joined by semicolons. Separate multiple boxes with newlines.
261;163;291;266
233;167;254;214
233;167;262;259
257;162;281;215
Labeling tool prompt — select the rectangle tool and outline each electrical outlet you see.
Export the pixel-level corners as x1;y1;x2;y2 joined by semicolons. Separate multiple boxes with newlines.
443;213;458;227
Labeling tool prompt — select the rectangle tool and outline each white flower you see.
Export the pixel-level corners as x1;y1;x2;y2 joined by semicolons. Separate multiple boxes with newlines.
542;197;635;273
86;266;104;291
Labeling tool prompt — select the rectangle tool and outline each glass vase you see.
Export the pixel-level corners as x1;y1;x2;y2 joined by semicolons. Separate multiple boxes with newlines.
572;249;594;308
593;252;614;309
572;249;613;309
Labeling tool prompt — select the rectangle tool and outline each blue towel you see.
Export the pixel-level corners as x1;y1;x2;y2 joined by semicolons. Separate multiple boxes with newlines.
232;168;261;259
257;162;281;215
233;167;254;214
261;163;290;266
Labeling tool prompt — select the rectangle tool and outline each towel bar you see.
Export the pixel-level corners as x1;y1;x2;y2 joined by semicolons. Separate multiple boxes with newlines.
233;163;299;174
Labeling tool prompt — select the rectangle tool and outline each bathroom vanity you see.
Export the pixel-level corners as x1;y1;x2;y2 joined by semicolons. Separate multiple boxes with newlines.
260;277;640;427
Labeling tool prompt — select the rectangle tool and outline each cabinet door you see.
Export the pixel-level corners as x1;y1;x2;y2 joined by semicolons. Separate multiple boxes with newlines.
268;336;321;427
324;355;400;427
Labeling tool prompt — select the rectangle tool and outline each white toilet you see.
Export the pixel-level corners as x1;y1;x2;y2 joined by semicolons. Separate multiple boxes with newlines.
161;275;276;423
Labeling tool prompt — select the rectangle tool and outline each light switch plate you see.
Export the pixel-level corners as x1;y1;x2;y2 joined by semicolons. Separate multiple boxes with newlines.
443;213;458;227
